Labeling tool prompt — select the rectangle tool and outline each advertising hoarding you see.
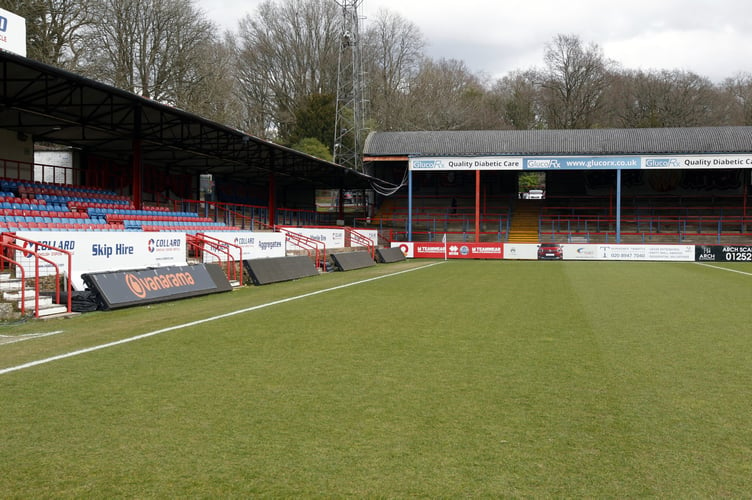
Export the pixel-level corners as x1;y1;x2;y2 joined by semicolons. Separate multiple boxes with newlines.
14;231;187;290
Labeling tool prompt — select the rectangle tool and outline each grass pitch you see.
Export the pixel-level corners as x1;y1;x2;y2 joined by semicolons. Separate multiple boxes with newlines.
1;260;751;497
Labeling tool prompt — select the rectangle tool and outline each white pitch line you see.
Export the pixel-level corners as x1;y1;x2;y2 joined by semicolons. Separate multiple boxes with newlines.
695;262;752;277
0;331;64;345
0;262;444;376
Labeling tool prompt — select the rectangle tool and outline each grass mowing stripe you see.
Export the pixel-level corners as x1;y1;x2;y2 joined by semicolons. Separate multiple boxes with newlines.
564;261;752;495
0;261;443;376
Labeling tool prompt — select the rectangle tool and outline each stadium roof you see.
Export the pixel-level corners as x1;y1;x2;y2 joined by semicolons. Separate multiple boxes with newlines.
0;50;377;190
363;127;752;159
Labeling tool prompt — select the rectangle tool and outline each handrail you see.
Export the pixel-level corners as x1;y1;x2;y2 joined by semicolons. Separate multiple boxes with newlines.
0;252;26;315
345;227;376;259
278;227;326;271
0;232;73;317
186;233;243;284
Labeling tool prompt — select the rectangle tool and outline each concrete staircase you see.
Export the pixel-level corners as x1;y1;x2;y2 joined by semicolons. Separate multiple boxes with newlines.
0;273;69;318
507;201;541;243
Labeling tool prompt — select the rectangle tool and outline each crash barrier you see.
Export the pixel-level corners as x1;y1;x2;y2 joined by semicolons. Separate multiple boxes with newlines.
375;247;406;263
243;256;319;286
329;251;376;271
82;263;232;310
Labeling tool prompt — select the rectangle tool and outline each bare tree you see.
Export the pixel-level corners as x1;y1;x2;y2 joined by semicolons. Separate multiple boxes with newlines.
536;34;613;129
720;73;752;126
0;0;93;68
235;0;340;139
609;69;721;128
491;70;541;130
403;58;489;130
362;8;425;131
178;33;245;127
81;0;217;106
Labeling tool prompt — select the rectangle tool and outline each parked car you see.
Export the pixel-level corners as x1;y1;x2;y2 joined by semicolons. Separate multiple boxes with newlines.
537;242;563;260
527;189;544;199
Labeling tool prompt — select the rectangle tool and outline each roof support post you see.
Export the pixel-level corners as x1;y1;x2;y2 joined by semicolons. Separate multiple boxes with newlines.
131;105;143;210
475;170;481;242
338;188;345;222
616;169;622;243
268;173;276;227
407;168;413;240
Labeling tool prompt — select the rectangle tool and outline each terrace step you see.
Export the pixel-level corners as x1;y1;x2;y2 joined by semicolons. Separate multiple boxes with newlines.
0;272;24;292
18;294;54;310
508;201;541;243
1;273;69;316
36;304;71;317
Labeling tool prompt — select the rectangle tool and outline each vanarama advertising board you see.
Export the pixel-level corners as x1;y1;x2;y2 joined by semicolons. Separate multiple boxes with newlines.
82;264;232;309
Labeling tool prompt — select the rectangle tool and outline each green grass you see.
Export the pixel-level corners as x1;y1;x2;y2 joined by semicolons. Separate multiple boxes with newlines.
2;260;752;497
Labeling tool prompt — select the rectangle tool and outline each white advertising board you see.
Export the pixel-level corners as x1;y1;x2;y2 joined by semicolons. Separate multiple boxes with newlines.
200;231;286;262
351;229;378;247
592;244;695;261
14;231;187;290
503;244;540;260
0;8;26;57
281;227;345;251
391;242;414;258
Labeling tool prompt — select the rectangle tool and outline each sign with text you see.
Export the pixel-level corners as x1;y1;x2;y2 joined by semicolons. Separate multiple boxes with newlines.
594;244;695;261
695;245;752;262
524;156;641;170
0;8;26;57
14;231;187;290
410;156;523;171
351;229;379;248
82;264;232;310
643;155;752;169
200;231;285;262
409;242;503;259
280;227;345;250
409;154;752;172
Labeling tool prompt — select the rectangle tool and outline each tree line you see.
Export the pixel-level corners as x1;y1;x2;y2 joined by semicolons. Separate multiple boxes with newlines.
5;0;752;161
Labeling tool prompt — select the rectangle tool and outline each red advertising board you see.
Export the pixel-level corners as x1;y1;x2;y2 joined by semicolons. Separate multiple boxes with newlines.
412;242;504;259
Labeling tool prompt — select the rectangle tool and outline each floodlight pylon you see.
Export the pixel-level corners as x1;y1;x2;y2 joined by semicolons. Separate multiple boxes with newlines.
333;0;366;172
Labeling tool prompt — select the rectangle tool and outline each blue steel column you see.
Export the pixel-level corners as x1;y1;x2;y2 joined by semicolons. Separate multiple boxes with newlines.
407;168;413;240
616;169;622;243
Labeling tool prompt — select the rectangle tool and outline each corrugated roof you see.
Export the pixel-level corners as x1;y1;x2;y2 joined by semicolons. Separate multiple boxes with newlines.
363;127;752;157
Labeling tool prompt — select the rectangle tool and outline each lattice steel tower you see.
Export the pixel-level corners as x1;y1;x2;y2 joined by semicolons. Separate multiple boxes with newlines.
333;0;365;172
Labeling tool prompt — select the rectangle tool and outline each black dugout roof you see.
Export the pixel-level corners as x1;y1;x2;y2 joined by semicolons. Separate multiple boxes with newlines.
0;50;376;190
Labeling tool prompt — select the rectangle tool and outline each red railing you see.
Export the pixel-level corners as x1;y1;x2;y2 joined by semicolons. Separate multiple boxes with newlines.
538;214;752;243
173;199;270;228
279;228;327;271
0;233;72;317
186;233;243;284
345;227;376;259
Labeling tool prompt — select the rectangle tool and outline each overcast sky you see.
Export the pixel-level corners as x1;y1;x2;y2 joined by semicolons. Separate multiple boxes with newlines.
196;0;752;83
